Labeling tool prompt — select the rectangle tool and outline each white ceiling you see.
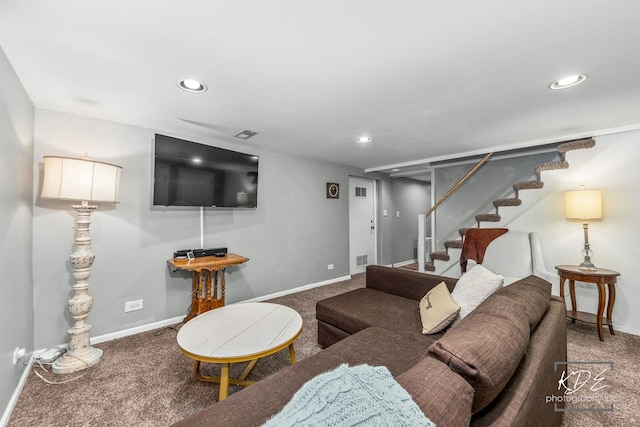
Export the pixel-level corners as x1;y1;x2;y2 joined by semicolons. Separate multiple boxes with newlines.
2;1;640;173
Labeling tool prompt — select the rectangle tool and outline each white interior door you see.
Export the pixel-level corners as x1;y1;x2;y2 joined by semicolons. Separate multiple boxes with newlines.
349;177;377;275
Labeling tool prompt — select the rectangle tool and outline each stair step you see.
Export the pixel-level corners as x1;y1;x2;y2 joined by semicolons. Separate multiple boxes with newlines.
430;251;450;261
557;138;595;153
425;262;436;272
459;227;470;238
535;160;569;173
513;180;544;191
444;240;463;249
475;213;501;223
493;198;522;208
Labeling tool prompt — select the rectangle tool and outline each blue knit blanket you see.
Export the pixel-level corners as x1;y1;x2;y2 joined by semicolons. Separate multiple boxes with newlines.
262;364;435;427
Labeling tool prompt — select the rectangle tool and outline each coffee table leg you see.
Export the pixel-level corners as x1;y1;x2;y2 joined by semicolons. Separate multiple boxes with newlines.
239;359;259;380
219;363;230;401
289;343;296;364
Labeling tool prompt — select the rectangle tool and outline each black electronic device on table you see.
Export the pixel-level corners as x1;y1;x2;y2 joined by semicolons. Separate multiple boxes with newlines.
174;247;228;259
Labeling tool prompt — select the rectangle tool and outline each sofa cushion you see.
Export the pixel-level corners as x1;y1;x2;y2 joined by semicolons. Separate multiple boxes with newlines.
493;275;551;332
365;265;458;301
471;296;567;427
419;281;460;334
450;264;504;322
316;288;441;345
397;356;474;426
428;293;530;413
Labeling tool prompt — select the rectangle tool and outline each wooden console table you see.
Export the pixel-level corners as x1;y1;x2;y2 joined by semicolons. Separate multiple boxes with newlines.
556;265;620;342
168;253;249;323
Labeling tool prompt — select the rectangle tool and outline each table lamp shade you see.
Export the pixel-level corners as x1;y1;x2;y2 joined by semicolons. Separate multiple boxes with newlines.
565;189;602;220
41;156;122;203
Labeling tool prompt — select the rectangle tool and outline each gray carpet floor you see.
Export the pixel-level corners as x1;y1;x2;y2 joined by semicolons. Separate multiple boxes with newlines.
8;273;639;426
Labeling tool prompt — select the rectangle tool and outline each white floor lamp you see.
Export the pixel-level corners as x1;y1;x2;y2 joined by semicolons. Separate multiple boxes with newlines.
41;155;122;374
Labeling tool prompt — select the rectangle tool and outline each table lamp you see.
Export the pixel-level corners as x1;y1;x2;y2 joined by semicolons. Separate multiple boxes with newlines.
564;186;602;271
41;155;122;373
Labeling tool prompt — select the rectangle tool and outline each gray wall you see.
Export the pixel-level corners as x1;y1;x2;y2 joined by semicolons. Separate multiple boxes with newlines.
375;178;430;266
376;180;394;266
31;109;377;348
0;47;34;419
390;178;430;264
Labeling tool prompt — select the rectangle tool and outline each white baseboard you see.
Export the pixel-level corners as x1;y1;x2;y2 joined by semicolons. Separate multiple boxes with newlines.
1;356;34;427
612;323;640;337
90;316;184;345
390;259;417;268
240;275;352;303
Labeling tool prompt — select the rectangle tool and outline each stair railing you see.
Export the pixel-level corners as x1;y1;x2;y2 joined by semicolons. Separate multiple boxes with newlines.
424;152;493;218
417;152;493;272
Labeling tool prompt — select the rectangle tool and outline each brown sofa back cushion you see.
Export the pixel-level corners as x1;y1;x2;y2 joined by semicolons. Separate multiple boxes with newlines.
397;356;474;426
494;275;551;332
428;294;530;413
366;265;458;301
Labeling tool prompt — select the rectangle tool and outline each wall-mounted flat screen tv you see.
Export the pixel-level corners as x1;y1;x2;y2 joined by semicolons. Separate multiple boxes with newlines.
153;134;259;208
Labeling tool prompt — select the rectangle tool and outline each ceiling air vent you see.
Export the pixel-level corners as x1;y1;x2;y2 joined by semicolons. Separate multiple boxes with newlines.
234;130;258;140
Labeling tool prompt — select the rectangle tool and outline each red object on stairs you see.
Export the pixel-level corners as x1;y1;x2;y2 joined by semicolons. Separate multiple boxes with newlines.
460;228;508;273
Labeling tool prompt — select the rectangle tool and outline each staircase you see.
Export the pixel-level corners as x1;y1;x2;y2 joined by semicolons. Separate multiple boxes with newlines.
424;138;595;272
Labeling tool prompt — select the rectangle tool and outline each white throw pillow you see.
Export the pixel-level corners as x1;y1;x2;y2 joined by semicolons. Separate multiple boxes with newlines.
450;264;504;322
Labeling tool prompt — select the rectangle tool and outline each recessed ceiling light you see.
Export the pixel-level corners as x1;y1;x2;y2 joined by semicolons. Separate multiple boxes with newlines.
178;78;207;93
356;136;372;143
549;74;587;90
391;168;400;172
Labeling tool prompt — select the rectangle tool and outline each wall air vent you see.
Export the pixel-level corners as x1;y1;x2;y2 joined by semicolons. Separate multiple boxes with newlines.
356;255;368;266
234;130;258;140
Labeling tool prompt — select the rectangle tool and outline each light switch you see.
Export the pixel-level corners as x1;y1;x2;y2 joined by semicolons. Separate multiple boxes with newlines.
383;209;388;217
396;211;400;218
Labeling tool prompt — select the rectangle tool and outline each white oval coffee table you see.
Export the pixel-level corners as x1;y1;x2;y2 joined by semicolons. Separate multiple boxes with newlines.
177;302;303;401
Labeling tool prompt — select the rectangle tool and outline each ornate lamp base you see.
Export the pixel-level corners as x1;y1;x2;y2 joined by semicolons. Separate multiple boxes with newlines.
52;346;102;374
578;222;597;271
53;203;103;374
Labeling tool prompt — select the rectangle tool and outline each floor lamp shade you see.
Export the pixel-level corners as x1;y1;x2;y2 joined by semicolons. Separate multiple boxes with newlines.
42;156;122;203
41;155;122;373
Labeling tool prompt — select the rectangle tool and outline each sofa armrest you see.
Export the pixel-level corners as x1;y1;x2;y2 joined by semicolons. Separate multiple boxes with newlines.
366;265;458;301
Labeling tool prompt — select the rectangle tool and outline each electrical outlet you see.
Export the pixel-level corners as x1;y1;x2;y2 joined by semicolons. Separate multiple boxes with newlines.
125;299;143;313
13;347;26;365
328;264;334;270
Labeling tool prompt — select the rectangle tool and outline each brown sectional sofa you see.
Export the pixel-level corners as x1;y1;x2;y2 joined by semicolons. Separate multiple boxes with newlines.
173;265;567;427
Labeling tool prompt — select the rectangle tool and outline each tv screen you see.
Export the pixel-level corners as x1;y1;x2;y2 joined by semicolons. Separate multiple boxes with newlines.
153;134;259;208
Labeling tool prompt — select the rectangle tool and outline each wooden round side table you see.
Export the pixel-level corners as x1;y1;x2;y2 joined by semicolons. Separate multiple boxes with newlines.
555;265;620;342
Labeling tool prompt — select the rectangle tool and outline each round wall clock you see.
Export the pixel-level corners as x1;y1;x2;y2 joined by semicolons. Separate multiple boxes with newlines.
326;182;339;199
